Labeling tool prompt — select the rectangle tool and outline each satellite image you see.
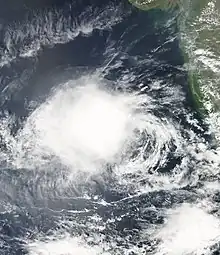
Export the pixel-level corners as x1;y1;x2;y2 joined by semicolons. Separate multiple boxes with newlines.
0;0;220;254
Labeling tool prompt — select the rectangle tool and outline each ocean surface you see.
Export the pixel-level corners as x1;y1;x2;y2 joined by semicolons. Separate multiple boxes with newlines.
0;0;220;254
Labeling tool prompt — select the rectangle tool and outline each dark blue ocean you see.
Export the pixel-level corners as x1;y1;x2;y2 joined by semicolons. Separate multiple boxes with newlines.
0;0;219;254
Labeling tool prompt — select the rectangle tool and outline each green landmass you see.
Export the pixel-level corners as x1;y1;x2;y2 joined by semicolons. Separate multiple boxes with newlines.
128;0;220;118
